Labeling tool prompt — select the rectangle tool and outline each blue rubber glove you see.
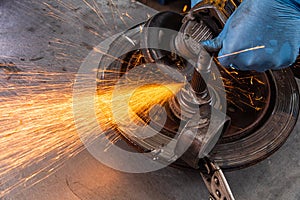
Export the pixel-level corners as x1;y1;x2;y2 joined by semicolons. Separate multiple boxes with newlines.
191;0;202;7
197;0;300;72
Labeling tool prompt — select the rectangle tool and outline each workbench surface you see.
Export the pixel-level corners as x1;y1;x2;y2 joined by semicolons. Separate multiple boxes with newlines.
1;0;299;199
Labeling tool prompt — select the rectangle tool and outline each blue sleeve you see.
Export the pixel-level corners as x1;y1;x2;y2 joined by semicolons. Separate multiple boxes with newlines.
191;0;202;7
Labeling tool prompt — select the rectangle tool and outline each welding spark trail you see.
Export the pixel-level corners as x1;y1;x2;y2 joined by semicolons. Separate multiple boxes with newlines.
217;46;265;59
0;66;183;197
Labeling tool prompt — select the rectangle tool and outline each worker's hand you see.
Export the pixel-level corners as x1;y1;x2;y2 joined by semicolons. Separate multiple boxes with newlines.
200;0;300;72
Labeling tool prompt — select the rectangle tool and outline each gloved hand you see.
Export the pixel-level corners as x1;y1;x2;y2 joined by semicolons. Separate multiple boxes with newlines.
194;0;300;72
191;0;202;7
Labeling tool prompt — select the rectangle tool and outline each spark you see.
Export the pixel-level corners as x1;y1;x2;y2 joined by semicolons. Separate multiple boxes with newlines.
217;45;266;59
147;13;151;20
219;67;267;113
43;2;73;23
239;100;262;111
0;63;17;67
123;12;134;21
93;47;129;64
56;0;77;11
43;1;106;39
182;5;188;13
254;77;265;85
82;0;107;25
248;94;254;106
50;38;81;48
0;0;160;197
91;0;108;24
0;67;183;197
96;82;184;132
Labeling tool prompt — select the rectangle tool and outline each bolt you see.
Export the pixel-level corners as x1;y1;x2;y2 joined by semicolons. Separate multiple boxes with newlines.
214;176;220;186
184;34;190;40
216;190;221;198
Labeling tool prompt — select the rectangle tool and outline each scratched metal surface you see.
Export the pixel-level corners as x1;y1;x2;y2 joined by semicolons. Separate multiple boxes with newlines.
0;0;299;199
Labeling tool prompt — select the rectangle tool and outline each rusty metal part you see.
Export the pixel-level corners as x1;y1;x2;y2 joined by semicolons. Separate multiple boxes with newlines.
97;10;299;170
140;11;232;169
170;46;230;169
192;0;242;19
291;55;300;79
216;69;271;142
210;68;299;170
141;11;184;63
98;12;231;169
175;110;230;169
169;46;213;121
174;19;213;59
199;157;235;200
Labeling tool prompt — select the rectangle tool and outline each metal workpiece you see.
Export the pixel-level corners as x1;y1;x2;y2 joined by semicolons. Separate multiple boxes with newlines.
199;158;235;200
174;19;213;59
141;11;184;63
192;0;242;19
169;43;229;169
168;84;211;121
175;110;230;169
142;9;229;169
174;17;214;95
291;55;300;78
97;5;232;198
168;51;213;121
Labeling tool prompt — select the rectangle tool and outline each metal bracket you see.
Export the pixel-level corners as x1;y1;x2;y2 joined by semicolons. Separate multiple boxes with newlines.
199;157;235;200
